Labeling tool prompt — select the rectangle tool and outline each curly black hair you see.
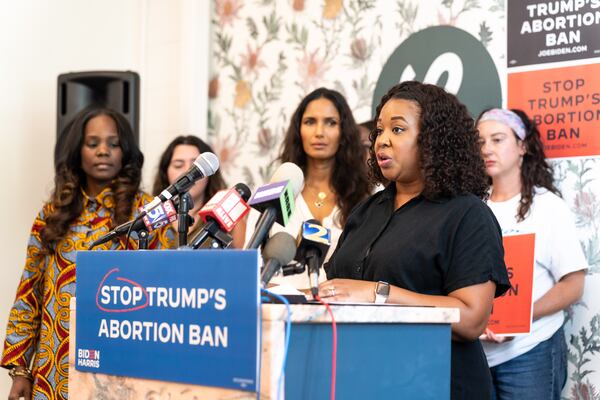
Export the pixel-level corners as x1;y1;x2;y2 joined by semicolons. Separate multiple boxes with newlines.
152;135;227;201
279;87;371;225
368;81;489;200
477;109;560;221
41;107;143;252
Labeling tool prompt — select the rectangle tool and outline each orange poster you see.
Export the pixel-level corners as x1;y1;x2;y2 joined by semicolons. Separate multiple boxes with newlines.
508;63;600;159
486;233;535;336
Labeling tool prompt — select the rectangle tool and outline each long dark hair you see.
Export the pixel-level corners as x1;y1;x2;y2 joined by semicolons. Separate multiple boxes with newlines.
279;87;371;226
152;135;227;202
369;81;489;200
41;107;143;252
478;109;560;221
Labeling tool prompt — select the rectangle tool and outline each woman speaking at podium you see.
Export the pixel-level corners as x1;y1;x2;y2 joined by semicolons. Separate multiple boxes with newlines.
320;81;511;399
1;107;174;400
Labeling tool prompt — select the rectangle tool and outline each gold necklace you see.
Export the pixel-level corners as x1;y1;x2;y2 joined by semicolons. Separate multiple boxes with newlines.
314;191;327;208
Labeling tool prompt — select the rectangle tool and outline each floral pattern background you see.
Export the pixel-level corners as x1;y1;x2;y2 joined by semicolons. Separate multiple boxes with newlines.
208;1;600;396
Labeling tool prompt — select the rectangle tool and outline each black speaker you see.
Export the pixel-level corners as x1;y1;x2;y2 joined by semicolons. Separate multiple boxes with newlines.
56;71;140;143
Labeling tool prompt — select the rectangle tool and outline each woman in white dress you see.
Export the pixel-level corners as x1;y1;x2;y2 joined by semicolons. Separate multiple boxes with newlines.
245;87;371;288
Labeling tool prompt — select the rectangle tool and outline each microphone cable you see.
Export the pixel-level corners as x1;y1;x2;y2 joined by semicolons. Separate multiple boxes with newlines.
261;289;292;400
124;213;144;250
314;294;338;400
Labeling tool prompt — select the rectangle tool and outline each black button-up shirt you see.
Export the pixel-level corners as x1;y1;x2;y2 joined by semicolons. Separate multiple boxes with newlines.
326;184;510;399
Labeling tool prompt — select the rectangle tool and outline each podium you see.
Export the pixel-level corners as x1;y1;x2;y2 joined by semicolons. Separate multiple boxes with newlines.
69;301;458;399
69;251;458;399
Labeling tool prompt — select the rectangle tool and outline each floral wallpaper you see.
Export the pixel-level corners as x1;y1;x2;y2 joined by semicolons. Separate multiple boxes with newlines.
209;0;504;186
554;158;600;399
208;1;600;396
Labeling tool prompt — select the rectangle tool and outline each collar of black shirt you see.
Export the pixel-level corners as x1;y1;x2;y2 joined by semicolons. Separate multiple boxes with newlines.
376;182;446;205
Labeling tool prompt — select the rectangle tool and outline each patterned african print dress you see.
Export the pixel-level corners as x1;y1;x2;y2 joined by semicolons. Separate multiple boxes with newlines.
1;188;175;400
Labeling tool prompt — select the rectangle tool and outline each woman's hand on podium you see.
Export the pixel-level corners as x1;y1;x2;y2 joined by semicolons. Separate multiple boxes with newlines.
318;279;376;302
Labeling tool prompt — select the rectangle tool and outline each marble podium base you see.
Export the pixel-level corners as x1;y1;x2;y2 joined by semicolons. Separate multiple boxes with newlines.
69;298;458;399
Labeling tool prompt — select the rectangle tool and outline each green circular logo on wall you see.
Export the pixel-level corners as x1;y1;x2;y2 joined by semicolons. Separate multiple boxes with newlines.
372;26;502;119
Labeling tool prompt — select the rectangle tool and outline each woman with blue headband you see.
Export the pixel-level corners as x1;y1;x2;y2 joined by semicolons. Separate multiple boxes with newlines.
477;108;587;400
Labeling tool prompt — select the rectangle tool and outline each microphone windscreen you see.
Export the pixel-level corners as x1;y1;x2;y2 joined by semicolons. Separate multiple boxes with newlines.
262;232;297;266
270;162;304;198
233;182;252;202
194;152;220;177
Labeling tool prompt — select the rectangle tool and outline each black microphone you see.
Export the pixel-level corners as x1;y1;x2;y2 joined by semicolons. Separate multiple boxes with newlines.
188;183;252;249
143;152;220;212
245;162;304;249
281;261;306;276
89;199;178;249
260;232;297;288
295;219;331;297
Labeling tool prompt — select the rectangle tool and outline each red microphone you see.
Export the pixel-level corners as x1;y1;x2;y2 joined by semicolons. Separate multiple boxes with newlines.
189;183;251;249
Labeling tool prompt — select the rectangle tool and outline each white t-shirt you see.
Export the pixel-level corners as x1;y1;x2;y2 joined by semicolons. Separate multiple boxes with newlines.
244;194;343;289
483;187;588;367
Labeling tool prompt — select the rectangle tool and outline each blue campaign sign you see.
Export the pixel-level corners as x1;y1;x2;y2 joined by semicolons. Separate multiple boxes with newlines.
75;250;260;391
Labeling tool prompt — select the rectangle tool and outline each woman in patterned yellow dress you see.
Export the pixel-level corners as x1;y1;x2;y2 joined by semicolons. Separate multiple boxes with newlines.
1;107;175;400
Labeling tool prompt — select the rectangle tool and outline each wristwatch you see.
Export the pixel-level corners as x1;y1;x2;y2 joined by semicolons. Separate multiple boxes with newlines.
374;281;390;304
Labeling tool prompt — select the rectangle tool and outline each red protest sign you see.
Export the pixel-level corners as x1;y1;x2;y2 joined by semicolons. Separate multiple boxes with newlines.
486;233;536;336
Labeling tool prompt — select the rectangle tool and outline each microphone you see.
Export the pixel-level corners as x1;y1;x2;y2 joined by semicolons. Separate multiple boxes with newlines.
295;219;331;297
188;183;252;249
143;152;220;212
245;162;304;249
260;232;297;287
89;199;178;249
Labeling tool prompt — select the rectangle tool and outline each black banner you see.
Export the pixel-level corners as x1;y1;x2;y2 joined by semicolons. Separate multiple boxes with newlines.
508;0;600;67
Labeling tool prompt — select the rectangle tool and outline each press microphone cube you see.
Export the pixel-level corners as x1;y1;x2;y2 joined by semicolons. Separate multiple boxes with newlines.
140;200;178;231
198;188;250;232
300;221;331;246
248;180;295;227
296;220;331;266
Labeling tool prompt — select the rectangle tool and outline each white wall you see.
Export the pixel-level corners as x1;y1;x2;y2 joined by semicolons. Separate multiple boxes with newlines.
0;0;208;394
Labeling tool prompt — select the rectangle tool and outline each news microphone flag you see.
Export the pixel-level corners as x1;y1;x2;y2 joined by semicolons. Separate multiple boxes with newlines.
198;188;250;232
140;200;178;231
299;221;331;249
248;180;295;227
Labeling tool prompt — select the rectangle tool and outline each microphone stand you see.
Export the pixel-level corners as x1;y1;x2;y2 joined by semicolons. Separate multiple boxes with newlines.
282;261;306;276
189;223;233;249
137;229;149;249
178;192;194;248
211;230;233;249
